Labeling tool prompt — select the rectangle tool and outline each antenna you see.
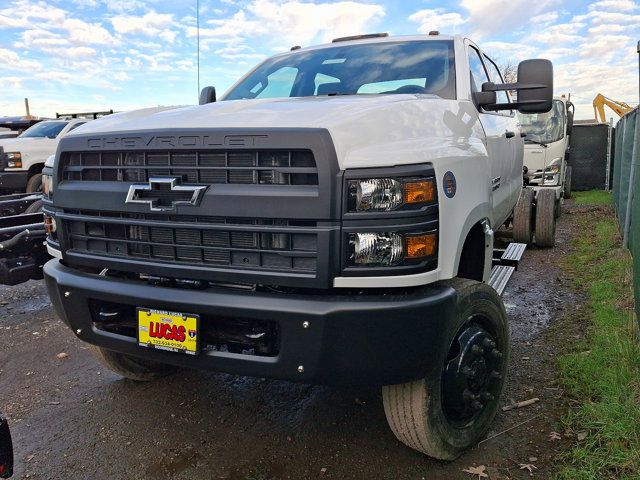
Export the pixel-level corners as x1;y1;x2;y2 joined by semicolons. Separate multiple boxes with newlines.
196;0;200;99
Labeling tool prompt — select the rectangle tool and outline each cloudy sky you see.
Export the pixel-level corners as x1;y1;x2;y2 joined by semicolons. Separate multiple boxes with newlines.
0;0;638;120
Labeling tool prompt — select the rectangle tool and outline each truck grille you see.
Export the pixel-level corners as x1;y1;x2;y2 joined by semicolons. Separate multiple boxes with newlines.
61;150;318;186
62;212;318;273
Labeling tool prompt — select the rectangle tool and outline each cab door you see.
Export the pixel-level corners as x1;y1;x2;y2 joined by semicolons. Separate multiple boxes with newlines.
483;54;522;213
466;43;517;226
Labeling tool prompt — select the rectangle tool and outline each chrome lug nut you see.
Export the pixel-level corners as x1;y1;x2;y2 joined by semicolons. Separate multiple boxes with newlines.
297;365;304;373
471;345;484;356
472;400;484;411
491;348;503;359
302;321;310;329
490;370;502;380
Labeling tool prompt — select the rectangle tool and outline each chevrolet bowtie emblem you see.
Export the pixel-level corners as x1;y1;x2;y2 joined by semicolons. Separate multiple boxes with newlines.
125;177;207;212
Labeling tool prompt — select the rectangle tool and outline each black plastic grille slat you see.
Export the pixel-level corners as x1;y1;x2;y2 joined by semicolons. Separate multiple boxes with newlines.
63;215;319;274
62;150;319;186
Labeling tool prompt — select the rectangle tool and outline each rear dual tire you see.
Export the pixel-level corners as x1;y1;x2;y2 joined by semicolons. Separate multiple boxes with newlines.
382;278;509;460
513;188;534;245
535;189;556;248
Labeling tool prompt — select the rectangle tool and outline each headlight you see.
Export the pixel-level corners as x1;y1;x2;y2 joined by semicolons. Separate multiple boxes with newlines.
348;231;437;267
42;173;53;199
544;158;562;175
6;152;21;168
347;177;436;212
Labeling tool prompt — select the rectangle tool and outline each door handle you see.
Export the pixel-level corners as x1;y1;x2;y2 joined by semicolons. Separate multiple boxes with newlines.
505;131;515;139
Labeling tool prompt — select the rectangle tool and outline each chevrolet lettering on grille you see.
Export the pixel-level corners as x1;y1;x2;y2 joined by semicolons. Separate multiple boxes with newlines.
125;177;208;212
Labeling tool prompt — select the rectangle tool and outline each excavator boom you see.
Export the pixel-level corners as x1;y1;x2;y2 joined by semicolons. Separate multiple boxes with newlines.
593;93;634;123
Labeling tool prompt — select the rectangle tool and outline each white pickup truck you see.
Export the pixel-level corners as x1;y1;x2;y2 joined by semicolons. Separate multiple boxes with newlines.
42;33;552;459
0;119;89;193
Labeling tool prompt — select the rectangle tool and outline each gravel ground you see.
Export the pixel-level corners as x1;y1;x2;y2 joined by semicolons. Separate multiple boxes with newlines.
0;202;585;479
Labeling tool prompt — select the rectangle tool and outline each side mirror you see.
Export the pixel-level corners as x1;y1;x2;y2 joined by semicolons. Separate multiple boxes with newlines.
478;59;554;114
515;59;553;113
0;413;13;479
199;86;216;105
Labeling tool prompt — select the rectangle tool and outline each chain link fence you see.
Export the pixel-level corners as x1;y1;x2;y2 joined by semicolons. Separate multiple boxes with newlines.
611;107;640;320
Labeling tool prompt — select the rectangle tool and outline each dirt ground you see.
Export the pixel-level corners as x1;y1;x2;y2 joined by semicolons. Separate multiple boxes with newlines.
0;201;587;480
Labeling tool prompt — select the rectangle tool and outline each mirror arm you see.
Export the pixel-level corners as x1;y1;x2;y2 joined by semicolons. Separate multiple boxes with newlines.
482;81;549;93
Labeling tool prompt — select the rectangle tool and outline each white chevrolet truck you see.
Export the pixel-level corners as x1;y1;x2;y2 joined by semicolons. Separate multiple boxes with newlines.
0;112;112;193
42;34;552;459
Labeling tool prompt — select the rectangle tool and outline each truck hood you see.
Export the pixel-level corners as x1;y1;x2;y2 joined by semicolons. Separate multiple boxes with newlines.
69;96;485;170
0;137;46;150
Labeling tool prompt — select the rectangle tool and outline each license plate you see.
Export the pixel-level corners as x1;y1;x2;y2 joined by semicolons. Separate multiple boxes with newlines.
137;308;199;355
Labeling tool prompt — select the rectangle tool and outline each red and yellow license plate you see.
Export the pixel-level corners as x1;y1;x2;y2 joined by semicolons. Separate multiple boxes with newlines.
137;308;199;355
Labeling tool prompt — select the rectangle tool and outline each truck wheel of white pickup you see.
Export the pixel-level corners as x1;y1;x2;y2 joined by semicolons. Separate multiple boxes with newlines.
535;189;557;248
25;173;43;194
513;188;534;245
382;278;509;460
91;346;178;382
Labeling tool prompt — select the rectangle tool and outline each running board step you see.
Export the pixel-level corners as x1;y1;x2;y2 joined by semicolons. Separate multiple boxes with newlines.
492;242;527;269
488;265;516;296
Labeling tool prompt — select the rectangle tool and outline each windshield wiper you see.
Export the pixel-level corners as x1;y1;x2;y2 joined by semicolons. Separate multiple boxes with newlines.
524;138;548;148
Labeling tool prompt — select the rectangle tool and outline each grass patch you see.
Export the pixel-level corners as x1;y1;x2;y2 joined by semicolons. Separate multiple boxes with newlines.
572;190;612;206
555;195;640;479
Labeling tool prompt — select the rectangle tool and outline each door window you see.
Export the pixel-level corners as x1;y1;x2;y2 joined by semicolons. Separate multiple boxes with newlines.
468;47;490;94
483;55;510;106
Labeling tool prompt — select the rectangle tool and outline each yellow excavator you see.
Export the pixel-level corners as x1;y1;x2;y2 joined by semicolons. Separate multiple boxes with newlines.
593;93;634;123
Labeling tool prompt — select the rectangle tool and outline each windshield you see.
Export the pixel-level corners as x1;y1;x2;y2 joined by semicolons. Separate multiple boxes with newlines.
518;100;565;144
223;40;456;101
19;121;67;139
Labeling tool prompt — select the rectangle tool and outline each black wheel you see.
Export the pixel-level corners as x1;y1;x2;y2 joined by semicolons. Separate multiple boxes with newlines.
564;166;572;199
382;278;509;460
91;346;178;382
24;199;43;214
25;173;43;193
535;189;556;248
513;188;534;245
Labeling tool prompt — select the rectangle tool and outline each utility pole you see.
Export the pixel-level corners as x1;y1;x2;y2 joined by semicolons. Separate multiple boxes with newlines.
24;98;31;118
637;41;640;106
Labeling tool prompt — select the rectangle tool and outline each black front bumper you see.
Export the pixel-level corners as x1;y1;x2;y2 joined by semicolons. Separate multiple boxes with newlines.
45;259;458;385
0;171;28;190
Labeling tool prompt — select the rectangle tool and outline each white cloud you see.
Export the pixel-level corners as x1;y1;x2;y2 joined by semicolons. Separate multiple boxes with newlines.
531;11;559;25
589;0;639;12
190;0;385;48
461;0;558;37
0;47;43;72
63;18;115;45
111;11;177;42
0;76;23;89
408;8;466;34
535;22;586;45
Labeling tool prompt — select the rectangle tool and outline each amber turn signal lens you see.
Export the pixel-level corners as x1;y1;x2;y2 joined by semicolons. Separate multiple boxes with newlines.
44;215;56;235
404;233;437;259
403;180;436;205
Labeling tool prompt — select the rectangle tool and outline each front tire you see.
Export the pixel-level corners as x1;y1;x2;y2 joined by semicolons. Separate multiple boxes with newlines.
382;278;509;460
25;173;42;193
91;346;178;382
